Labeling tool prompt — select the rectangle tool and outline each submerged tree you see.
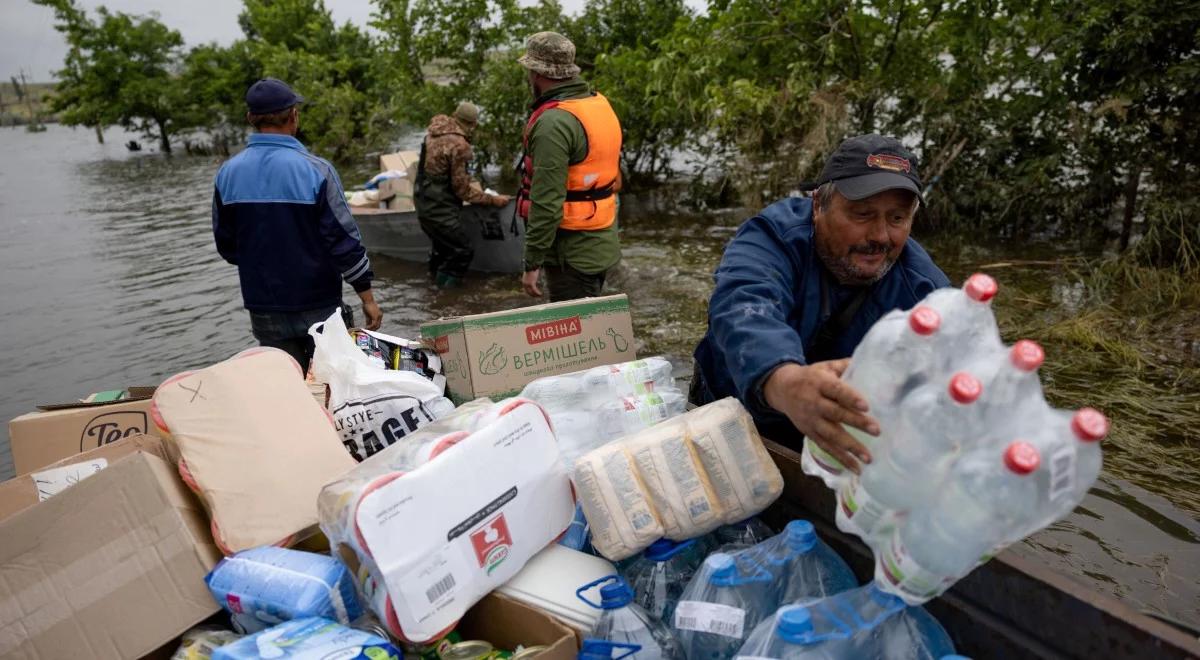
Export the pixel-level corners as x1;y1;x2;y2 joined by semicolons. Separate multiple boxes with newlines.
36;0;186;152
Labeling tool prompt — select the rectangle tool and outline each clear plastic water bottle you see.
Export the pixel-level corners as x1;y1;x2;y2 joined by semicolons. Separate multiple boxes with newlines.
921;274;1001;360
523;374;588;412
709;517;774;552
673;553;776;660
623;539;706;624
975;340;1044;420
1012;407;1109;528
837;372;983;539
577;575;684;660
808;307;942;482
734;521;857;606
734;583;955;659
596;392;689;439
876;441;1041;603
583;358;676;400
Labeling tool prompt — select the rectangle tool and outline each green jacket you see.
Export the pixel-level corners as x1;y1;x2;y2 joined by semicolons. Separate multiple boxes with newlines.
524;79;622;275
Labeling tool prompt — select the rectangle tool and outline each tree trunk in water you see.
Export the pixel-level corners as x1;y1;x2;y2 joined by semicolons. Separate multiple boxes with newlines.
158;127;171;154
1119;166;1141;252
94;124;104;144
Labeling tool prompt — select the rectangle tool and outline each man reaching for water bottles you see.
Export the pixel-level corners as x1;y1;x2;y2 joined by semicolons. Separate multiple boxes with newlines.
690;134;951;473
212;78;382;373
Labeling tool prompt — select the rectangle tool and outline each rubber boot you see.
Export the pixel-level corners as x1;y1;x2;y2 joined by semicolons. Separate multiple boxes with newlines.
435;272;464;289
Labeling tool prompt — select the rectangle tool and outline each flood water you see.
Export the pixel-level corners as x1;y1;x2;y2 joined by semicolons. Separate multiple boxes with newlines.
1;124;1197;629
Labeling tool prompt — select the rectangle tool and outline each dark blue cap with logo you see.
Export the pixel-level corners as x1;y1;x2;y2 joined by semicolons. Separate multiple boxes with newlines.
814;134;923;202
245;78;305;114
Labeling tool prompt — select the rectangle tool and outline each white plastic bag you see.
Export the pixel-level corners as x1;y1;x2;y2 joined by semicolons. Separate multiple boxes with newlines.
309;309;455;461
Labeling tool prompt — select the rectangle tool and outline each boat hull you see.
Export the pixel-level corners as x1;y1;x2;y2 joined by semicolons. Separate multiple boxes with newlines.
350;201;524;273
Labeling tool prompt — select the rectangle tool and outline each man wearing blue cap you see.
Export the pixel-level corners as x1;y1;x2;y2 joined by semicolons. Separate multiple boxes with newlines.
213;78;382;373
691;134;950;472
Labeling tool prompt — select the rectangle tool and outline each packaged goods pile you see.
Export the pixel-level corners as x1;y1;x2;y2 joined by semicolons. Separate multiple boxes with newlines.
801;274;1111;604
319;398;576;642
573;397;785;561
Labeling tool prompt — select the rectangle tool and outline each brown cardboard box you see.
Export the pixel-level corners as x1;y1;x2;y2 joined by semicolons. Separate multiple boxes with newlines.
0;433;166;522
8;388;160;475
457;592;579;660
421;295;635;404
378;150;420;212
0;450;222;659
379;174;415;212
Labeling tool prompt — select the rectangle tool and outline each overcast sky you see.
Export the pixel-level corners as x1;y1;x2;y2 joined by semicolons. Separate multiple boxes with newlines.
2;0;603;82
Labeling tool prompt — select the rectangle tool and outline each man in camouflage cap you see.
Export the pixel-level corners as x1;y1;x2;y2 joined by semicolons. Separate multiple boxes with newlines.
516;32;623;302
414;101;510;288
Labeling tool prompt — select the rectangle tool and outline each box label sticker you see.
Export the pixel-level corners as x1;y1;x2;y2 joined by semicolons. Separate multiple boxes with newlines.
31;459;109;501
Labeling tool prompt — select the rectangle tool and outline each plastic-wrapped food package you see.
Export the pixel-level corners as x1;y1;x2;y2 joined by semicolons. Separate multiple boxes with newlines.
574;398;784;561
151;347;357;554
205;546;362;634
212;617;400;660
318;398;574;642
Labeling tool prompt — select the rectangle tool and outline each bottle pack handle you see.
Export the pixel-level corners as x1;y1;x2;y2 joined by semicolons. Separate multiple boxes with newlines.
575;574;620;609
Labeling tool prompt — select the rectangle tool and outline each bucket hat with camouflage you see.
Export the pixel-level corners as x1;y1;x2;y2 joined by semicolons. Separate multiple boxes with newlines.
518;32;581;80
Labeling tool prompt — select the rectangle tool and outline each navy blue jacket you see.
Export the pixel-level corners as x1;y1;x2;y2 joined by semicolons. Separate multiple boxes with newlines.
213;134;373;313
692;196;950;446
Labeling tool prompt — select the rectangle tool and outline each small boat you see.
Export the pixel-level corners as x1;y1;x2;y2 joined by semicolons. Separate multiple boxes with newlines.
350;201;524;273
762;439;1200;659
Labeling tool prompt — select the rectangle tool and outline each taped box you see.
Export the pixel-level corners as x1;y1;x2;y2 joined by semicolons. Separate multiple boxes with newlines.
0;450;222;659
420;295;635;404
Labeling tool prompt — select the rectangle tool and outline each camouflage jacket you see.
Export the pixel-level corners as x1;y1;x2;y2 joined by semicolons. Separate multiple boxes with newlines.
421;115;495;206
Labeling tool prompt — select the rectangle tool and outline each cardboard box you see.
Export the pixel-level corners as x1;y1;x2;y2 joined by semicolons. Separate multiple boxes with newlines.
379;150;419;174
8;387;160;475
457;592;579;660
378;150;420;212
0;433;166;523
0;450;222;659
379;175;415;212
420;295;635;404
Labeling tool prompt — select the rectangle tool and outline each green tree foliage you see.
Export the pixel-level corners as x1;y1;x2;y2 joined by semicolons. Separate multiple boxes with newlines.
36;0;186;152
37;0;1199;267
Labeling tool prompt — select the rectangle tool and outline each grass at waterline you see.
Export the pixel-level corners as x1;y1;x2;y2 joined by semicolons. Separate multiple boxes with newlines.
986;254;1200;518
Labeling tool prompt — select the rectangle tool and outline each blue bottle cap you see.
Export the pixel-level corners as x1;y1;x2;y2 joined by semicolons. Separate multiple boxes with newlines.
705;553;736;583
645;538;696;562
598;577;635;609
775;606;815;644
785;520;817;553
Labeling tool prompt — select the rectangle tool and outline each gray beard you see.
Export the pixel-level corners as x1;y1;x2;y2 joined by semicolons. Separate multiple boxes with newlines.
816;245;897;286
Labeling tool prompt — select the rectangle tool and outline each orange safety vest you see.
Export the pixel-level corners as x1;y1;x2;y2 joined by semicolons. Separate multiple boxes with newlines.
517;93;622;231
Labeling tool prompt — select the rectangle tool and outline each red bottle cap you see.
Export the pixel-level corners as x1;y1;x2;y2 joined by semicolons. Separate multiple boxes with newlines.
948;372;983;404
1010;340;1045;372
1071;408;1109;442
1004;441;1041;474
909;306;941;336
964;273;998;302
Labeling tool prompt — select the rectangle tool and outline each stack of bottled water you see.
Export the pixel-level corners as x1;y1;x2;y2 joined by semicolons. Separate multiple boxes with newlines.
670;521;858;660
520;357;687;467
577;575;684;660
622;538;708;624
799;273;1110;604
734;583;956;660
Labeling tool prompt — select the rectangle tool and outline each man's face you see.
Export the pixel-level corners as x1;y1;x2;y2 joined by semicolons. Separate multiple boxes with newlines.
813;187;918;286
